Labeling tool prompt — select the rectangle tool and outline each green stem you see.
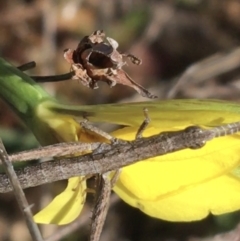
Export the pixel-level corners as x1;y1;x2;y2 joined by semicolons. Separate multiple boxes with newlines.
0;58;53;120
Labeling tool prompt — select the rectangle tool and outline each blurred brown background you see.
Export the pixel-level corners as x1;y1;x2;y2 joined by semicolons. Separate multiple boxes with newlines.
1;0;240;241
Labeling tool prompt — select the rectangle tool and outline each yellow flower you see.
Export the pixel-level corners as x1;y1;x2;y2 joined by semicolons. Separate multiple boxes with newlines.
2;58;240;224
34;100;240;223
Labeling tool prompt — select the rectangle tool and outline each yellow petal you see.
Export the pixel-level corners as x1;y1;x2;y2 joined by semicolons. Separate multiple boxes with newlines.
112;125;240;221
34;177;86;225
114;174;240;221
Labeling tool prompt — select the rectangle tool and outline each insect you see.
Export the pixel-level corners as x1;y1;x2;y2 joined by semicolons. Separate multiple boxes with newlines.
64;30;157;98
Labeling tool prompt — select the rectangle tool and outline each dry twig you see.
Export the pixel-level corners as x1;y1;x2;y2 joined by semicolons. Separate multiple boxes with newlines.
0;140;43;241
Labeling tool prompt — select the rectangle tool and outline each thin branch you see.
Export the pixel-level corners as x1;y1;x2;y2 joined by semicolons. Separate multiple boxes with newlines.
0;139;43;241
167;48;240;98
31;72;74;82
9;142;100;163
17;61;36;71
17;61;73;82
0;122;239;193
90;174;112;241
